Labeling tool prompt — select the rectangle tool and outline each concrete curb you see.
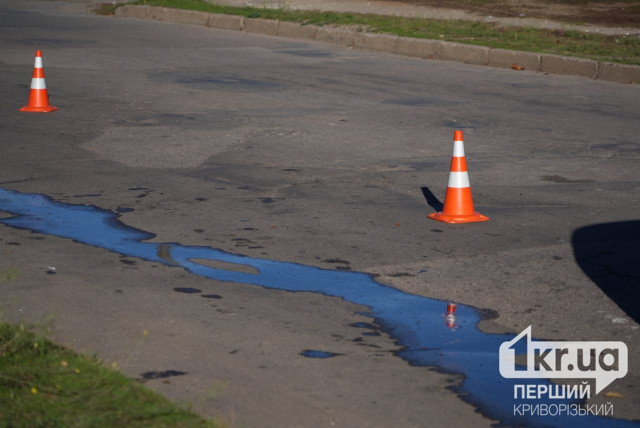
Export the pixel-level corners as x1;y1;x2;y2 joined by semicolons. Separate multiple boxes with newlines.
597;61;640;84
541;54;598;79
354;32;398;54
488;48;540;72
276;20;317;39
206;13;243;31
243;17;278;36
315;26;355;47
437;41;489;66
394;37;438;59
114;5;640;85
117;4;150;18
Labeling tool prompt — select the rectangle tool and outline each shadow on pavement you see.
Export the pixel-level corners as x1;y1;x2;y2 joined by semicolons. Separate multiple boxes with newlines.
421;186;444;212
572;221;640;324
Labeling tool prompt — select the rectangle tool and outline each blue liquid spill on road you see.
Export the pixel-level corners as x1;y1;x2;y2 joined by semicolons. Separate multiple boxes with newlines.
300;350;341;359
0;187;632;427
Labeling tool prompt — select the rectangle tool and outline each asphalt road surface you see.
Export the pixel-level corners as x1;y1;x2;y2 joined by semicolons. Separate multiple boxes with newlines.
1;1;639;426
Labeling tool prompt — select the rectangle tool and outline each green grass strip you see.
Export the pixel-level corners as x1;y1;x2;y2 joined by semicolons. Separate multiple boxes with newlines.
0;322;220;427
129;0;640;65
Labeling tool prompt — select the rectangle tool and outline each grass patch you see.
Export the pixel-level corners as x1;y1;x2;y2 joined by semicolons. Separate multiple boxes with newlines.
0;322;220;427
132;0;640;65
0;267;20;283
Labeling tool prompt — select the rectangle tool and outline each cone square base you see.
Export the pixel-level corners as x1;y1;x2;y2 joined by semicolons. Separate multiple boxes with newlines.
19;105;58;113
427;211;489;224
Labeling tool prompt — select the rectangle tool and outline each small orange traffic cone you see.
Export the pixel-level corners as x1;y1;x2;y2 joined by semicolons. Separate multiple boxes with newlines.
427;130;488;223
19;50;58;113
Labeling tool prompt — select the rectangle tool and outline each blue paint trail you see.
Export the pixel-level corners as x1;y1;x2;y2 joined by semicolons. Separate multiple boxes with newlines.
300;350;341;359
0;187;632;427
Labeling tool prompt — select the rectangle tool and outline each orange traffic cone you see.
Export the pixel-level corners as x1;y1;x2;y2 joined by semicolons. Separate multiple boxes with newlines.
427;130;488;223
19;50;58;113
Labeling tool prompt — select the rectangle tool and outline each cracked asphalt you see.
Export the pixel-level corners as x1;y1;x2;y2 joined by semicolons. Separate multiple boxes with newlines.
1;0;639;426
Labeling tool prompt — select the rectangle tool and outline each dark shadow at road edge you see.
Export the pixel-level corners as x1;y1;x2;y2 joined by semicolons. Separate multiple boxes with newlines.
138;370;187;383
421;186;444;211
572;221;640;323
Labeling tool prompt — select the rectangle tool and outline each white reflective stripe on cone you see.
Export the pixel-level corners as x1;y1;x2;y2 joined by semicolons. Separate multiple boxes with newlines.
447;171;470;188
453;140;465;157
30;78;46;89
34;57;43;68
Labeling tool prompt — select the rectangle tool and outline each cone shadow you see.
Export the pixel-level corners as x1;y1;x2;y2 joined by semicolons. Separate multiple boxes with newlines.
572;221;640;323
421;186;444;211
